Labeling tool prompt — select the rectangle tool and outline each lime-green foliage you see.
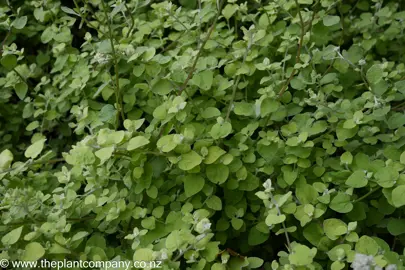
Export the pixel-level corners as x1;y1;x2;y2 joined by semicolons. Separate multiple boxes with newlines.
1;0;405;269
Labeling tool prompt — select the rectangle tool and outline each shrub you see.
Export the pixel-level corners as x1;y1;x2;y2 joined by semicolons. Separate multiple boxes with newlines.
1;0;405;269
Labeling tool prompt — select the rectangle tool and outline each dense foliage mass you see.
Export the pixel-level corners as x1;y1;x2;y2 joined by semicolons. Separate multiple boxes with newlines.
1;0;405;269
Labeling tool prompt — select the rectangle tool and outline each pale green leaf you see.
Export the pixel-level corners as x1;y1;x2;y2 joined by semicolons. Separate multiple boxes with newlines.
12;16;28;29
178;151;202;170
323;15;340;26
0;149;13;170
366;64;383;85
23;242;45;261
14;82;28;100
127;136;150;151
25;139;46;159
184;174;205;197
1;226;23;246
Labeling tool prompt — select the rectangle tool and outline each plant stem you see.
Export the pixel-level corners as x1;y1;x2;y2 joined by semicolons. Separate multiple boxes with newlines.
4;215;96;227
160;32;186;53
178;0;226;96
124;2;136;38
353;187;382;203
269;192;291;252
73;0;106;35
101;0;125;127
197;0;202;46
225;76;241;122
0;158;64;174
173;233;207;262
13;68;31;86
277;0;306;98
0;29;11;56
263;0;308;130
225;37;252;121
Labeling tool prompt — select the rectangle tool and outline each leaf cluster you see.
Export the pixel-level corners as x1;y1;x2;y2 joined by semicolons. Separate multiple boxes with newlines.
1;0;405;269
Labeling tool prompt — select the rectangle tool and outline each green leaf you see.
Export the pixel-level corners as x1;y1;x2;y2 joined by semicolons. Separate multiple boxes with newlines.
222;4;238;20
212;263;227;270
151;79;173;95
127;136;150;151
345;170;368;188
206;195;222;210
1;54;17;70
247;257;264;268
95;146;114;164
234;102;254;116
133;166;144;180
54;27;71;43
12;16;28;29
387;219;405;236
340;152;353;164
248;227;269;246
133;64;145;77
23;242;45;261
157;135;179;152
387;113;405;129
71;231;89;242
323;15;340;26
330;192;353;213
289;244;317;266
206;164;229;184
210;122;232;139
141;216;156;229
231;218;243;230
133;248;154;261
85;194;96;205
93;81;110;99
323;219;347;240
41;27;54;43
61;6;79;16
400;150;405;164
178;151;202;170
25;139;46;159
395;80;405;95
204;146;226;164
296;184;318;204
392;185;405;207
366;64;383;85
260;98;280;117
265;213;286;225
282;166;298;185
65;146;96;166
331;261;345;270
97;40;112;53
97;129;125;146
201;107;221;119
0;149;13;170
355;236;378;256
183;174;205;197
14;82;28;100
142;47;156;61
191;70;214;90
123;119;145;132
375;167;398;188
1;226;23;246
99;104;116;122
166;231;183;250
343;119;356;129
146;186;158;199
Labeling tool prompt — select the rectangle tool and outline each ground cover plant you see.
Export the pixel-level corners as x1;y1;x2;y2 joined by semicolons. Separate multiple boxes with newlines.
1;0;405;269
